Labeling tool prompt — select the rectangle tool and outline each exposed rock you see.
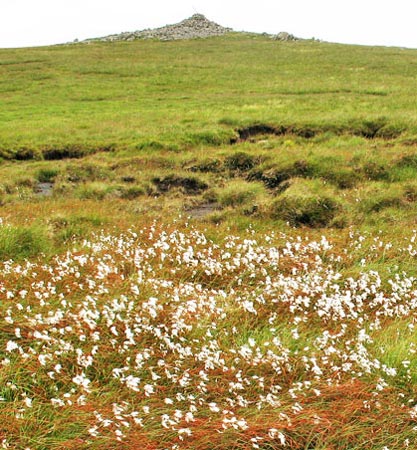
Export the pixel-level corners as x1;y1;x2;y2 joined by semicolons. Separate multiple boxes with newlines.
85;14;232;43
271;31;298;41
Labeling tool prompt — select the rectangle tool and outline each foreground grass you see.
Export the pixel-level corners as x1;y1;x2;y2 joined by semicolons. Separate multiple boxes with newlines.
2;221;417;449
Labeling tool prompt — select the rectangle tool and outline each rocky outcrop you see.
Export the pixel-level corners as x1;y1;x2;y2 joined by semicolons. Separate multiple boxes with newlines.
271;31;299;41
85;14;232;43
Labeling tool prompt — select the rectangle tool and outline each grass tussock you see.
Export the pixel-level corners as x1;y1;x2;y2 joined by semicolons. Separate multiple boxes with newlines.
215;180;266;208
269;179;340;227
224;152;258;172
36;168;59;183
0;223;50;260
49;213;106;243
152;174;209;195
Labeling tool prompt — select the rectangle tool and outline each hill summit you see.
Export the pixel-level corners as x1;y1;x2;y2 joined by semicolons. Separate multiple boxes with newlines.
85;14;233;42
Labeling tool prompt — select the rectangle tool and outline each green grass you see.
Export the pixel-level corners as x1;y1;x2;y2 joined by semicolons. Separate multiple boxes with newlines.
0;35;416;153
269;178;341;227
215;180;266;207
0;223;50;259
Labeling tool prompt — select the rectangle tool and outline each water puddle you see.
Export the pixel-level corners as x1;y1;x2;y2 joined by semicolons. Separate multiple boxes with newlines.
184;203;220;219
35;182;54;197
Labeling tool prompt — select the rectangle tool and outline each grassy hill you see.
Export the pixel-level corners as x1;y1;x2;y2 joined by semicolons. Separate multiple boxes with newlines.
1;35;417;449
1;35;416;151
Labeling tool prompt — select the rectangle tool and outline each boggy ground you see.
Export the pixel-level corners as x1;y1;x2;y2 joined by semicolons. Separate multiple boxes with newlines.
2;222;417;449
2;131;417;262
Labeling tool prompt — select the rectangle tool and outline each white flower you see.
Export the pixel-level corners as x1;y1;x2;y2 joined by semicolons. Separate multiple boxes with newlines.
144;384;154;396
72;373;91;390
88;426;99;437
268;429;286;445
209;402;220;413
178;428;192;436
185;412;195;423
6;341;18;352
125;375;141;392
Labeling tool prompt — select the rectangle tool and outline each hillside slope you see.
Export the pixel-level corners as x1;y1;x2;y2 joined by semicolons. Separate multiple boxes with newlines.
0;35;416;153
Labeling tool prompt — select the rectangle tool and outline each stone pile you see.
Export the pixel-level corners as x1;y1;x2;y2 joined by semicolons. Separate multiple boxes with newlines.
85;14;232;43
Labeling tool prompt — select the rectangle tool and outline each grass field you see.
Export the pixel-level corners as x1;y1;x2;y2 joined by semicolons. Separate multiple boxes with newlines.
1;34;417;449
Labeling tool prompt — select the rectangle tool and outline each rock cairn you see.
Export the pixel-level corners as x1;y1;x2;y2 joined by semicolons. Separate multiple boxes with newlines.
85;14;232;43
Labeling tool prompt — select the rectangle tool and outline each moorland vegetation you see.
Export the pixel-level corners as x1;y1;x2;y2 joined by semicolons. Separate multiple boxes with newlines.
1;32;417;449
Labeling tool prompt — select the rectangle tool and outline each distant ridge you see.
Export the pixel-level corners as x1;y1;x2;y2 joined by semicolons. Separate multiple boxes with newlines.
83;14;233;43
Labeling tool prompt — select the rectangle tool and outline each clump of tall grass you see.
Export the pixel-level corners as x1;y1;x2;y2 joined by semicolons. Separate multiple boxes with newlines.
224;152;257;172
36;168;59;183
361;161;391;181
64;164;111;183
152;174;208;195
215;180;266;207
248;160;313;189
358;183;407;213
0;223;50;260
188;158;222;173
74;182;119;200
49;214;106;243
119;185;146;200
270;179;340;227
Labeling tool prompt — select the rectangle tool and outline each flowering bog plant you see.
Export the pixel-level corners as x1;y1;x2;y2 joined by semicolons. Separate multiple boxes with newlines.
1;221;417;449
